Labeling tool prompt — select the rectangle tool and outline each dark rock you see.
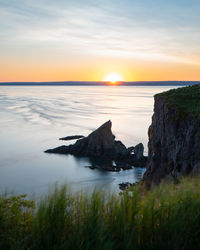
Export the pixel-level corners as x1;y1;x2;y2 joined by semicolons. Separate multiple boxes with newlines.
124;143;147;167
134;143;144;160
127;146;135;154
59;135;84;141
45;120;147;170
84;157;120;172
45;145;70;154
85;157;133;172
114;140;127;158
85;164;121;172
89;166;96;170
86;163;133;172
127;154;148;167
72;120;116;157
46;120;117;157
119;182;138;190
115;160;133;170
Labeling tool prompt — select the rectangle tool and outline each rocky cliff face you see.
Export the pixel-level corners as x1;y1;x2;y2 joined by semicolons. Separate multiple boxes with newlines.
143;86;200;186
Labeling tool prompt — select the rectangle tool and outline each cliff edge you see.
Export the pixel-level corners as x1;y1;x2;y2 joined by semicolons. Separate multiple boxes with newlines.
143;84;200;186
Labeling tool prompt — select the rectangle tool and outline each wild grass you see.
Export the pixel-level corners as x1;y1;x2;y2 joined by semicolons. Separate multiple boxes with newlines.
1;178;200;249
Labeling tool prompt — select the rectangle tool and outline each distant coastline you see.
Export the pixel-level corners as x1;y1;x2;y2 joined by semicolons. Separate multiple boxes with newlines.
0;81;199;86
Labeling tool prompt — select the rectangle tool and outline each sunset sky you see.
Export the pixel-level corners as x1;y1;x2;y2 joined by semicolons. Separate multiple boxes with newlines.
0;0;200;82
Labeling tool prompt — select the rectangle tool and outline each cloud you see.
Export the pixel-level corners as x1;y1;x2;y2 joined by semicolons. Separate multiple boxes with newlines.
0;0;200;65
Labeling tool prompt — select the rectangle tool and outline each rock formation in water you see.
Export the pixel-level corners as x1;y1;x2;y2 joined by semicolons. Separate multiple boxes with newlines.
143;84;200;186
45;120;147;168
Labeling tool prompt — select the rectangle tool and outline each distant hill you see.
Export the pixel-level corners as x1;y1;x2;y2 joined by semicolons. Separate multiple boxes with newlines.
0;81;199;86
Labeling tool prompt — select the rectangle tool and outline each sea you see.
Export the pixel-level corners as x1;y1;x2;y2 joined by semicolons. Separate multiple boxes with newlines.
0;85;184;197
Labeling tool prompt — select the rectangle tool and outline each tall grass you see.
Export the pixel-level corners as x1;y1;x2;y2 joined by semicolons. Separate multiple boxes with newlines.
1;178;200;249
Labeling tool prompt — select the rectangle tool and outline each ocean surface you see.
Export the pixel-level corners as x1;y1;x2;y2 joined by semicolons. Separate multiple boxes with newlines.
0;85;180;197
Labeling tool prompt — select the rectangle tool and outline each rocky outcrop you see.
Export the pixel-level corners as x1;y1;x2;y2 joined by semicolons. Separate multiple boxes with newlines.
85;163;132;172
46;121;117;157
45;120;147;168
59;135;84;141
143;85;200;186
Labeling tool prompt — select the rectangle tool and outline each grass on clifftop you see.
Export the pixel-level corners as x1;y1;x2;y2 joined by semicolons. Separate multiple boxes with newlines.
1;178;200;250
156;84;200;117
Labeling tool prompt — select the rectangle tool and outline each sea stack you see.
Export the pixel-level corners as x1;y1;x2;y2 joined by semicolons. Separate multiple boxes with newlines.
45;120;117;157
45;120;147;168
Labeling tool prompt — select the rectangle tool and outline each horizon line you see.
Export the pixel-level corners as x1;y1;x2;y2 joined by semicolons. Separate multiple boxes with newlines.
0;80;200;84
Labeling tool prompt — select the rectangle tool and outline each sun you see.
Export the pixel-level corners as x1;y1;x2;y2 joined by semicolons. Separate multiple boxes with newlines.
104;73;124;84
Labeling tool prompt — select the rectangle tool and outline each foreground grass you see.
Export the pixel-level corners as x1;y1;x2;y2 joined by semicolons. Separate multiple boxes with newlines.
1;178;200;250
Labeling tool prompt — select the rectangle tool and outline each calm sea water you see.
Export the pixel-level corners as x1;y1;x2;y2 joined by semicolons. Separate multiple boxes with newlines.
0;86;178;196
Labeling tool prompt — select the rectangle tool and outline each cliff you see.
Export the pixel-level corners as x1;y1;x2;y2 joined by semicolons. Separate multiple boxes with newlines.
143;84;200;186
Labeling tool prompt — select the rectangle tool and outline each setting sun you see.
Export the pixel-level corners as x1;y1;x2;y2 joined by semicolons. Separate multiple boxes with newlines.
104;73;124;84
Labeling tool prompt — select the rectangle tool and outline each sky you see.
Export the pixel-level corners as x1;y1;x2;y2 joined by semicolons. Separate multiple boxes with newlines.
0;0;200;82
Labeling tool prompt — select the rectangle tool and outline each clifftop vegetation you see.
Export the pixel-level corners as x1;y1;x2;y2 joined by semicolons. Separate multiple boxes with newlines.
156;84;200;117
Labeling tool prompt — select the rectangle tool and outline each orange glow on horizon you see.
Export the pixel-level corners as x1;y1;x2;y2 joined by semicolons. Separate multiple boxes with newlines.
0;58;200;82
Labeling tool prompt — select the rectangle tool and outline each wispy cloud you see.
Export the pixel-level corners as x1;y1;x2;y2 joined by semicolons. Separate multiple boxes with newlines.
0;0;200;65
